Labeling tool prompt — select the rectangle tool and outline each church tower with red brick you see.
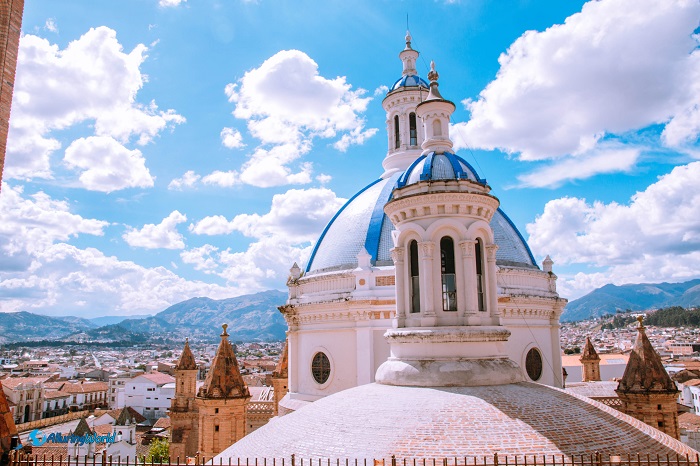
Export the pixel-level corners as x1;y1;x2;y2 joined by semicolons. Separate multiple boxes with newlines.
169;339;200;461
615;316;679;439
195;325;250;458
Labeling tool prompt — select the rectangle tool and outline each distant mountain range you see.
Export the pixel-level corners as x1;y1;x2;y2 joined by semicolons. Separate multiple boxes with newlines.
562;278;700;322
0;290;288;344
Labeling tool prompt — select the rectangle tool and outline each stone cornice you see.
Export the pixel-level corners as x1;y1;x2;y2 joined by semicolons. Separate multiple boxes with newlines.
385;326;511;343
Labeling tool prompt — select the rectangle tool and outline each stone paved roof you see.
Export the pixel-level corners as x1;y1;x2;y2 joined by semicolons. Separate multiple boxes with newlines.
215;382;698;459
176;339;198;371
580;337;600;361
617;318;677;394
565;381;619;398
197;325;249;400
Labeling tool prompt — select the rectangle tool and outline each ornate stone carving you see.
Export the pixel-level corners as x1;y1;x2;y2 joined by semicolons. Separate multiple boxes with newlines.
418;241;434;258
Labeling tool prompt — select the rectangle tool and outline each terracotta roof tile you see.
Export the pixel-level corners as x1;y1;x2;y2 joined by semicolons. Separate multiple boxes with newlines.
617;318;677;395
140;372;175;385
61;381;108;394
176;339;198;371
197;324;249;399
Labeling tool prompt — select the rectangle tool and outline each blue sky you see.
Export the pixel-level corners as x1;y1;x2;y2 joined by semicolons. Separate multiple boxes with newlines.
1;0;700;317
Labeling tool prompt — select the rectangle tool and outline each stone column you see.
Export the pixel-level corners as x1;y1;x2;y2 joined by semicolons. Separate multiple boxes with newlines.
485;244;500;325
390;246;406;328
418;241;436;326
459;240;479;326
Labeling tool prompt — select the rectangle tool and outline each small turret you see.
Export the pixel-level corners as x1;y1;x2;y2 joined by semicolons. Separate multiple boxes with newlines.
580;336;601;382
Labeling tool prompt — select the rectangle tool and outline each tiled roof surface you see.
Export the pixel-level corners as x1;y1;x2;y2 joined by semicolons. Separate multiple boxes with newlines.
43;390;70;400
216;382;698;460
140;372;175;386
61;382;108;393
198;328;249;400
617;321;677;394
176;340;198;371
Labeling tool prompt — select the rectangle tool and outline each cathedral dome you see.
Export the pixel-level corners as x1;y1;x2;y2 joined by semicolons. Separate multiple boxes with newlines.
397;151;483;187
389;74;429;92
215;382;696;459
305;166;538;275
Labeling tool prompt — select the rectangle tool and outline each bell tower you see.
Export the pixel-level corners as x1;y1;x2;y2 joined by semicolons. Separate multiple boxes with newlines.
169;338;199;461
377;63;522;388
381;32;429;178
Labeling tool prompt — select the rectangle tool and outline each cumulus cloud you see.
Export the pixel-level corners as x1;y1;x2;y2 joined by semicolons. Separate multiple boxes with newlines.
183;187;346;292
517;148;640;188
44;19;58;33
64;136;154;192
123;210;188;249
224;50;376;187
168;170;201;190
180;244;219;272
220;127;245;149
5;27;184;181
202;170;239;187
0;184;239;316
453;0;700;179
527;162;700;298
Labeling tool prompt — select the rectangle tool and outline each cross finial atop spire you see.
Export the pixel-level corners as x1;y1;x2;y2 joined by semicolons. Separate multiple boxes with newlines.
428;61;438;83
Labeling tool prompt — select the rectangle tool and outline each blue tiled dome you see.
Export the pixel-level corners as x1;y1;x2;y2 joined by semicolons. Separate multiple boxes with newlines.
305;165;538;275
397;152;484;188
389;74;429;92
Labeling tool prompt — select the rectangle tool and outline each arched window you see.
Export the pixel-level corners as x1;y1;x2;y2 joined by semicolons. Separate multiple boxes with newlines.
394;115;400;149
409;240;420;313
409;113;417;146
433;119;442;136
475;238;486;312
440;237;457;311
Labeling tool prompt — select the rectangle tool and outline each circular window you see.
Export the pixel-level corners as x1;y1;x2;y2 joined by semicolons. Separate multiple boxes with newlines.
311;352;331;384
525;348;543;381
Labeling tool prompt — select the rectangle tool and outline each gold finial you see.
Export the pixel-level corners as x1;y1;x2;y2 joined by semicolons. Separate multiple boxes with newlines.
636;315;644;329
221;323;229;337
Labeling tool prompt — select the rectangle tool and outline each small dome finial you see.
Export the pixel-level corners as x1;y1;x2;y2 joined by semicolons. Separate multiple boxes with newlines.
428;61;439;83
221;323;229;337
405;30;412;49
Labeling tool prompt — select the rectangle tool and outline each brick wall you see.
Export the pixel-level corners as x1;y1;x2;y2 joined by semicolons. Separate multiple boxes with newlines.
0;0;24;188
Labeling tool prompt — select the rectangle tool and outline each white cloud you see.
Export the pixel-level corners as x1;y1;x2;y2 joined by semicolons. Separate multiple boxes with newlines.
185;187;346;293
5;27;184;181
158;0;186;6
44;19;58;33
188;215;235;236
168;170;201;190
0;184;239;316
180;244;219;272
454;0;700;162
517;148;640;188
64;136;154;192
527;161;700;298
374;85;389;96
123;210;188;249
316;173;332;184
225;50;377;187
0;183;109;257
220;127;245;149
202;170;239;187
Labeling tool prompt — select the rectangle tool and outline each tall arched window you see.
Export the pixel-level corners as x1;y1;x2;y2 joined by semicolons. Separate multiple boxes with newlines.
440;237;457;311
409;240;420;313
409;113;417;146
475;238;486;312
394;115;400;149
433;119;442;136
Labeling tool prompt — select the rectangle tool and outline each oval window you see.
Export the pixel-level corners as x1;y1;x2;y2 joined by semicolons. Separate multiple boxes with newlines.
311;352;331;384
525;348;543;381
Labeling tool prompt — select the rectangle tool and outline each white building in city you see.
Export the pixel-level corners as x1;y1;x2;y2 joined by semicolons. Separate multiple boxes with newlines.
278;33;567;415
124;372;175;420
